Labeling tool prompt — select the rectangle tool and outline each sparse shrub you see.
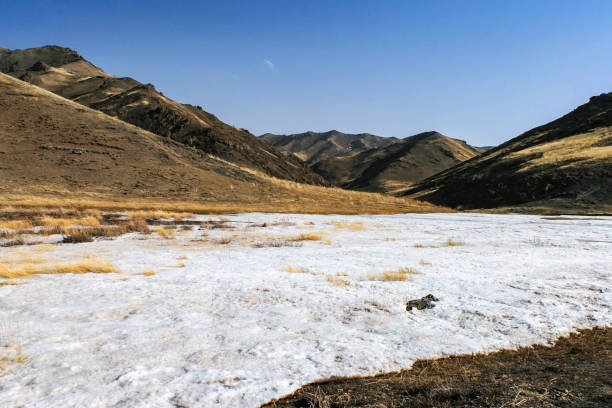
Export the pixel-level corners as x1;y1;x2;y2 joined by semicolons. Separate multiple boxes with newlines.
62;231;95;243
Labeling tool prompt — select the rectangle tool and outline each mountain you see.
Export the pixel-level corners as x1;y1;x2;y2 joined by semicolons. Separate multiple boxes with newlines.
312;132;481;193
401;93;612;212
260;130;400;164
0;72;440;214
0;46;325;185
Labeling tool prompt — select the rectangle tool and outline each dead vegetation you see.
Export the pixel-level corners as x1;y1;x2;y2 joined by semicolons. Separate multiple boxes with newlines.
0;259;120;279
141;269;156;276
290;233;323;242
366;267;419;281
262;326;612;408
326;275;349;287
0;344;26;376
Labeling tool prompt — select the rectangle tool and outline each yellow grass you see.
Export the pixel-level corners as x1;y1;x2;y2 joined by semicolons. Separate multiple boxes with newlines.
283;266;308;273
141;269;156;276
332;221;366;231
290;233;322;241
0;344;26;376
156;227;174;239
419;259;432;266
326;275;349;286
0;220;32;229
0;260;120;279
126;210;193;220
0;281;18;287
367;267;419;281
39;216;101;227
177;254;189;260
1;190;449;217
443;238;464;247
175;262;186;268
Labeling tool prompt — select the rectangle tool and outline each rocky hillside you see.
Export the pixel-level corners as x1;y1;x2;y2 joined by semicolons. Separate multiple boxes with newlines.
0;46;325;185
313;132;481;193
402;93;612;212
261;130;400;164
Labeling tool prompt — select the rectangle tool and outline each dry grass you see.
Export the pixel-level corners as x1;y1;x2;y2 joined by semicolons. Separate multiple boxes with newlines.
0;260;120;278
0;344;26;376
156;227;175;239
141;269;156;276
367;267;419;281
39;216;100;227
332;221;366;231
126;210;193;220
326;275;349;286
175;262;186;268
283;266;308;273
1;191;449;217
217;237;232;245
0;220;32;229
262;327;612;408
443;237;464;246
419;259;432;266
0;281;18;287
252;239;303;248
290;233;322;242
177;254;189;260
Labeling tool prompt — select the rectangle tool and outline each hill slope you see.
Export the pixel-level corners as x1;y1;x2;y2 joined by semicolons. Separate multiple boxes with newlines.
0;46;325;185
401;93;612;211
260;130;400;164
313;132;481;193
0;73;438;214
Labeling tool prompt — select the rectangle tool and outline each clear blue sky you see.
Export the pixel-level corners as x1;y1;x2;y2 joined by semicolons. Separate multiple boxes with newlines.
2;0;611;145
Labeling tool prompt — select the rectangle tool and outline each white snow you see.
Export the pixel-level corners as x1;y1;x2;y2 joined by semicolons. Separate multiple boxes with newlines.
0;213;610;407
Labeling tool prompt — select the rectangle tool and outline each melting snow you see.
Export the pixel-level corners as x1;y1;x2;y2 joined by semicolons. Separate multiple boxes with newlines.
0;213;610;407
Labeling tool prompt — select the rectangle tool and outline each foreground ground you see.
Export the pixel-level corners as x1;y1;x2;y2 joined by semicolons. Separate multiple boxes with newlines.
0;212;610;407
263;326;612;407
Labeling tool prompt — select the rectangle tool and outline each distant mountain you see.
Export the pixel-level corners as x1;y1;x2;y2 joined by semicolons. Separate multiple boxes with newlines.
313;132;481;193
402;93;612;212
260;130;400;164
0;46;325;185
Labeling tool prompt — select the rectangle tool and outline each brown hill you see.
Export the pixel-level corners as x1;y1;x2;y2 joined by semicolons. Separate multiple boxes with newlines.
0;73;439;214
312;132;481;193
0;46;325;185
401;93;612;212
260;130;400;164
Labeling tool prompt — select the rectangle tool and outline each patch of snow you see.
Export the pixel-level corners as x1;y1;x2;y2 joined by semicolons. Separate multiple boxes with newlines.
0;213;610;407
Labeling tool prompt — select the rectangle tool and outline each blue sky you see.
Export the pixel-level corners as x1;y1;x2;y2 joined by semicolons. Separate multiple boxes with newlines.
2;0;611;145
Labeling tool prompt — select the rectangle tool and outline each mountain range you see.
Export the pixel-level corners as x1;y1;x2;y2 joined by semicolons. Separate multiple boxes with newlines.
1;45;610;213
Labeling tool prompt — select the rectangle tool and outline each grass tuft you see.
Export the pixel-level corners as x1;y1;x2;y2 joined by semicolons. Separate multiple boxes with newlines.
367;267;419;281
326;275;349;286
283;266;308;273
290;233;322;242
141;269;156;276
0;260;120;279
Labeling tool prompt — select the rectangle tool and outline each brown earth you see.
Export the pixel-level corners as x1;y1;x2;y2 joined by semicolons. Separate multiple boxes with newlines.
401;93;612;213
262;326;612;408
0;46;325;185
0;73;442;214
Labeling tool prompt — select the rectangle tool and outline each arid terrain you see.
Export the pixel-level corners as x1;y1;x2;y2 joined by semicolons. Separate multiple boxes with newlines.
0;42;611;408
262;130;482;193
402;93;612;213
